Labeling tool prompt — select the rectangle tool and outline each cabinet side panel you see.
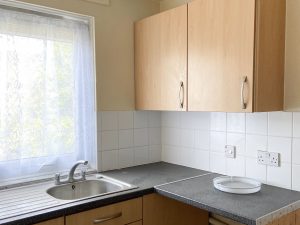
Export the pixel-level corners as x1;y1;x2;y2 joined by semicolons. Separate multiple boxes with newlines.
254;0;285;112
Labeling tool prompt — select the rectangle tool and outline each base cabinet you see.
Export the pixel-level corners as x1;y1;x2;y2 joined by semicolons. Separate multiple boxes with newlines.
143;194;208;225
31;197;300;225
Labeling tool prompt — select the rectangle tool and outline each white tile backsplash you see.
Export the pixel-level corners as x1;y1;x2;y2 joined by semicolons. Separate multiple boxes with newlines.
267;162;292;189
101;111;118;131
293;113;300;138
227;113;245;133
134;111;148;128
134;146;149;165
195;130;210;150
118;148;134;168
245;134;268;157
134;128;149;147
226;156;246;177
98;111;161;171
101;150;118;171
292;138;300;165
118;111;134;130
210;112;226;131
210;152;226;174
101;131;118;151
210;131;226;152
181;129;195;148
268;136;292;163
246;112;268;135
245;157;267;183
292;164;300;191
269;112;293;137
118;129;134;149
98;110;300;191
161;111;299;191
227;132;245;156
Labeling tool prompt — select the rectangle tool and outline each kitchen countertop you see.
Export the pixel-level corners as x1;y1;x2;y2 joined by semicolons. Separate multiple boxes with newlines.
156;173;300;225
0;162;208;225
1;162;300;225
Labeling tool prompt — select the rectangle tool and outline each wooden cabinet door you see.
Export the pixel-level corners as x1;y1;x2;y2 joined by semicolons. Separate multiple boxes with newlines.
143;194;208;225
135;5;187;111
34;217;64;225
66;198;142;225
188;0;255;112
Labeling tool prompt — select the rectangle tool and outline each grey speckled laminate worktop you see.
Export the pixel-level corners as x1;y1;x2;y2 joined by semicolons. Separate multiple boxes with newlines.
0;162;208;225
155;173;300;225
1;162;300;225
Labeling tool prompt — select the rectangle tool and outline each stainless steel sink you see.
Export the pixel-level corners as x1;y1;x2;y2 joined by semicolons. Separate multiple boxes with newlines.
46;175;136;201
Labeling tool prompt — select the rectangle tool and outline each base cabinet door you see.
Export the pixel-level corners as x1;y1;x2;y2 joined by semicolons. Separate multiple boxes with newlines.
66;198;142;225
34;217;64;225
143;194;208;225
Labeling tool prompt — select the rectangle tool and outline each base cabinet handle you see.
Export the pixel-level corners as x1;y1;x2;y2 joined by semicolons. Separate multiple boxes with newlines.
93;212;122;224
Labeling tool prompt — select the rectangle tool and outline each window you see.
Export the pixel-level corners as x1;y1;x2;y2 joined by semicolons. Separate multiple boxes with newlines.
0;3;96;181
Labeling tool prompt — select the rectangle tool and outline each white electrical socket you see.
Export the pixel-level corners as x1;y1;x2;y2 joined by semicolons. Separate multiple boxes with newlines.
269;152;280;167
225;145;236;158
257;150;269;165
257;150;280;167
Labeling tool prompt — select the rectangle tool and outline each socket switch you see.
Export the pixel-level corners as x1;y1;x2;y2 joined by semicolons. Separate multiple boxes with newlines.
225;145;236;158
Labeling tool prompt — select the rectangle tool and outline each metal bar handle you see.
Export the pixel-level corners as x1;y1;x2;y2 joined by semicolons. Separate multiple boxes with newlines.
241;76;247;109
179;81;184;109
93;212;122;224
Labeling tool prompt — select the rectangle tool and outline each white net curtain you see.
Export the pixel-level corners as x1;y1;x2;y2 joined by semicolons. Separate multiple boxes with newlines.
0;6;96;181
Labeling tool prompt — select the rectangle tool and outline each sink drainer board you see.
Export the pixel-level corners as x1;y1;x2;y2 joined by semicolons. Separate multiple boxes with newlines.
0;175;137;220
213;176;261;194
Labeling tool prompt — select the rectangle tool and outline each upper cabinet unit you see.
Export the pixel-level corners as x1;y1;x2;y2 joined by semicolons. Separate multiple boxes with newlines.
188;0;286;112
134;0;286;112
135;5;187;111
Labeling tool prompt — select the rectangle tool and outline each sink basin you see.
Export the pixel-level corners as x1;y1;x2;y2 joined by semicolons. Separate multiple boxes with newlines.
47;175;136;201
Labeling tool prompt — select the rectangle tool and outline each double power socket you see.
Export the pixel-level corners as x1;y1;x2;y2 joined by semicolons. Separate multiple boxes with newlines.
257;150;280;167
225;146;280;167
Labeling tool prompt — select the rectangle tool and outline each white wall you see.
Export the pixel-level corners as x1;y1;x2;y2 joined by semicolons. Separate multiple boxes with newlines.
97;111;161;171
161;111;300;191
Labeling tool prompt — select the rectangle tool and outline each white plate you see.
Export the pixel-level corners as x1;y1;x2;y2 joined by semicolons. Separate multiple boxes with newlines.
213;176;261;194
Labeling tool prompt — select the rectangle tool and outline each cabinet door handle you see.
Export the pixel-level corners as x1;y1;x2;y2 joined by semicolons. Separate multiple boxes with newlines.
241;76;247;109
179;81;184;109
93;212;122;224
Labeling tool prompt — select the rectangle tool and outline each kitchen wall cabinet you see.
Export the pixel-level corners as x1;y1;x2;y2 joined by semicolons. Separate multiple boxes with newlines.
188;0;285;112
135;0;285;112
143;194;208;225
135;5;187;111
66;198;142;225
34;217;64;225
